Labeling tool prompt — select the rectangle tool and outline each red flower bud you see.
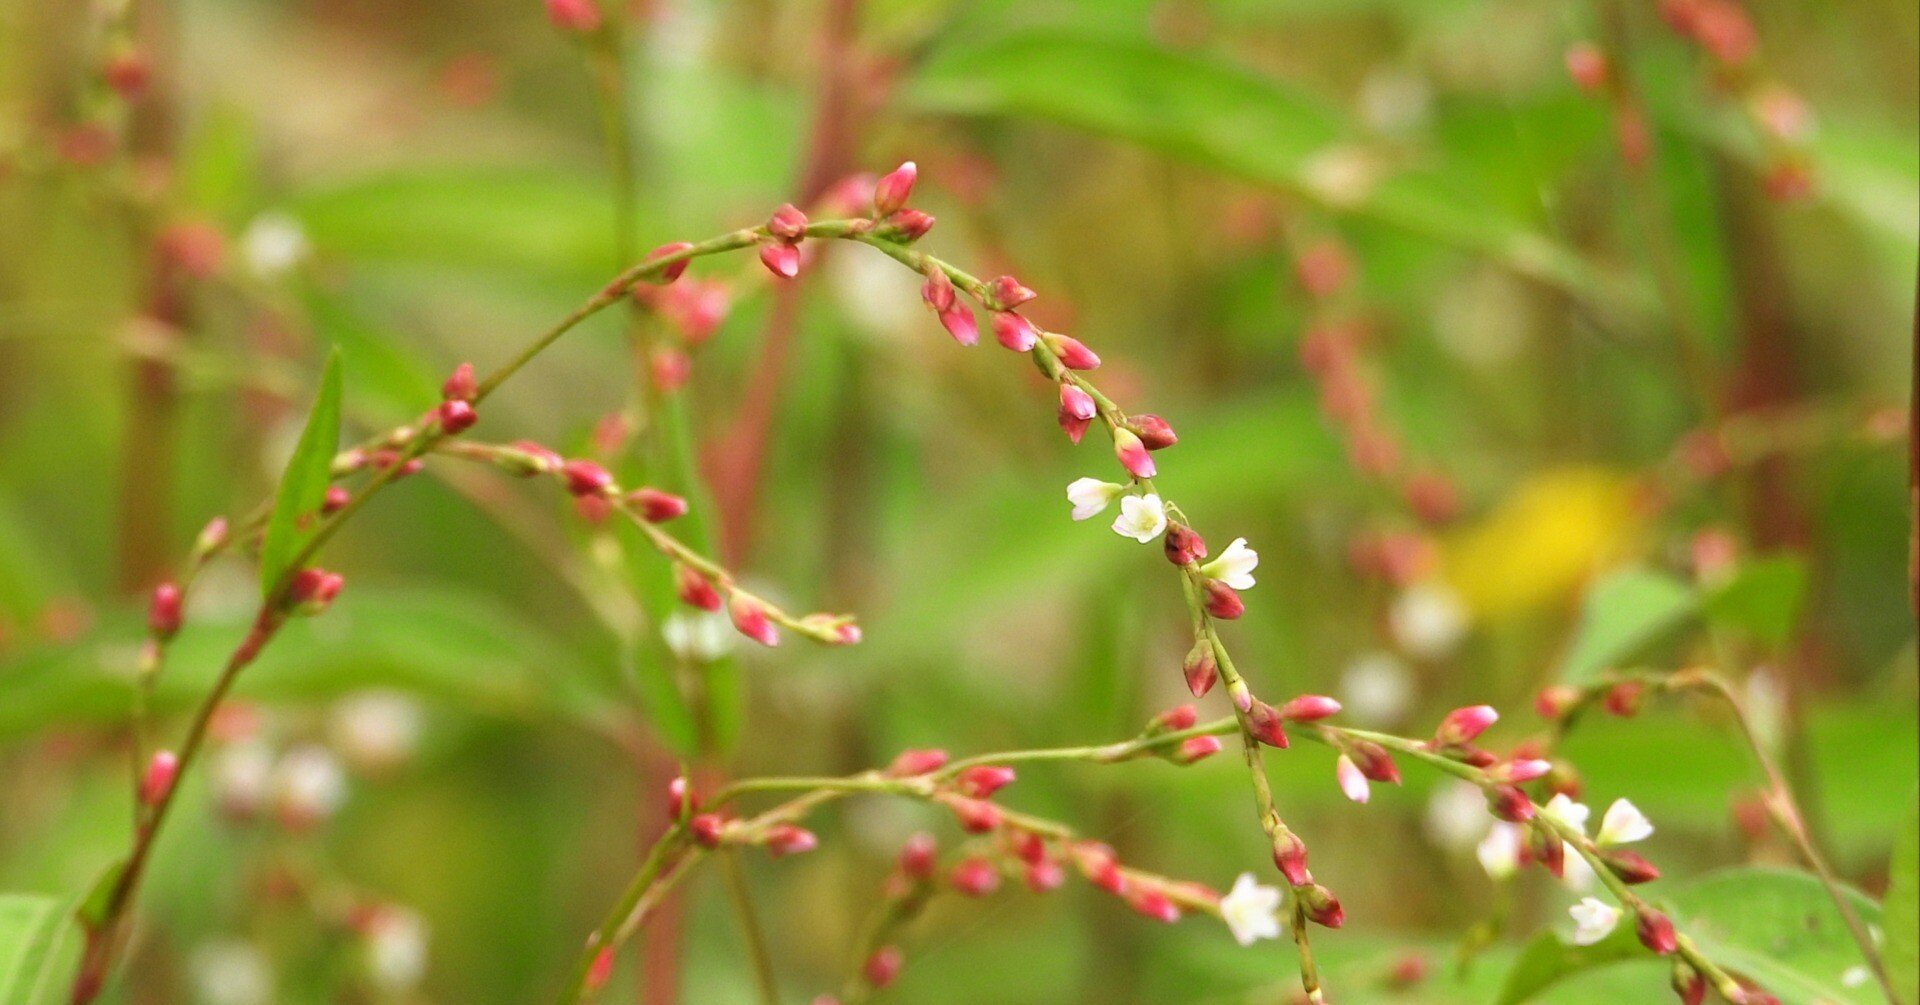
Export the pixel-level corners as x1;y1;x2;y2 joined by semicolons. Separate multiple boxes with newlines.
1164;523;1207;566
1182;638;1218;697
322;485;350;514
1128;414;1177;450
1112;428;1155;479
626;487;688;523
585;947;615;992
1350;740;1401;784
436;399;478;435
1024;857;1066;892
1565;42;1609;93
442;362;476;401
1488;758;1553;784
1071;842;1125;894
1603;680;1645;717
758;242;800;279
1534;684;1582;720
1154;704;1198;731
545;0;601;32
873;161;917;216
644;241;694;284
727;594;779;647
689;813;728;848
863;946;903;988
898;832;937;878
937;302;978;346
992;311;1038;352
1246;702;1290;749
287;567;345;613
1279;695;1342;722
1435;705;1499;746
1128;888;1180;923
1203;579;1244;620
1300;884;1344;928
1294;241;1352;299
877;209;935;242
920;267;954;312
674;564;722;611
1271;831;1311;885
103;49;151;100
957;764;1016;798
665;776;699;819
562;459;614;497
651;346;692;392
949;857;1000;897
1488;785;1534;823
985;275;1035;311
148;582;183;638
766;203;808;241
764;823;818;858
887;748;949;776
1046;333;1101;371
1174;735;1222;764
139;749;178;806
1671;964;1706;1005
1603;849;1662;885
943;795;1002;834
1636;909;1678;955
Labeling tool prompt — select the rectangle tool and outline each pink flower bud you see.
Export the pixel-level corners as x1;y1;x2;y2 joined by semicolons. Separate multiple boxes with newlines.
1603;680;1645;717
957;764;1016;798
1174;735;1222;764
1489;758;1553;784
873;161;917;216
1046;333;1101;370
1565;42;1609;93
442;362;476;401
1071;842;1125;893
1271;831;1311;885
1182;639;1218;698
1112;428;1155;479
644;241;694;284
876;209;935;243
689;813;728;848
322;485;350;514
1011;830;1047;863
1245;702;1290;748
1155;704;1199;732
674;564;722;611
436;398;478;434
1488;785;1534;823
1059;383;1096;421
938;302;978;346
1636;909;1678;955
1335;754;1370;803
898;832;937;878
288;568;345;613
943;795;1002;834
1203;579;1243;620
1350;741;1400;784
985;275;1035;310
667;776;697;818
1128;414;1177;450
627;487;688;523
103;49;151;100
864;946;903;989
1128;888;1180;923
196;516;230;554
1300;884;1344;928
1163;523;1206;566
651;346;692;392
1024;857;1066;892
758;242;800;279
1295;241;1352;299
920;267;954;312
1534;684;1581;720
562;459;614;497
1533;825;1565;877
1435;705;1499;746
949;857;1000;897
585;947;616;992
727;594;779;647
139;749;178;806
545;0;601;32
764;823;818;858
1672;966;1706;1005
887;748;949;776
992;311;1038;352
1603;849;1662;884
1279;695;1341;722
766;203;808;241
148;582;183;638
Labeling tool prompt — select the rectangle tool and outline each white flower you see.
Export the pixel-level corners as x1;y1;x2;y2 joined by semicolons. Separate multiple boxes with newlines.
1219;873;1284;946
240;212;308;277
1425;780;1490;850
1335;754;1370;803
1842;966;1870;988
213;740;273;817
1389;581;1468;658
1200;537;1259;590
1476;823;1525;879
273;745;346;825
1066;477;1126;521
365;908;428;990
663;611;733;661
1568;897;1621;945
329;690;420;771
1341;651;1414;725
1596;798;1653;846
1561;845;1596;892
192;941;272;1005
1111;492;1167;543
1543;793;1591;834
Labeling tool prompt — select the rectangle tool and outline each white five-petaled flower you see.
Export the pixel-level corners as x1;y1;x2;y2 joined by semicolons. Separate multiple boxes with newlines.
1543;793;1592;833
1596;798;1653;846
1219;873;1284;946
1066;477;1126;522
1568;897;1622;945
1476;822;1525;879
1335;754;1370;803
1111;492;1167;543
1200;537;1259;590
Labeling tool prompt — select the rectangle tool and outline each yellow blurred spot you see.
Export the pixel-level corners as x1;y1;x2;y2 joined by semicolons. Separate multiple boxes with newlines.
1443;468;1644;618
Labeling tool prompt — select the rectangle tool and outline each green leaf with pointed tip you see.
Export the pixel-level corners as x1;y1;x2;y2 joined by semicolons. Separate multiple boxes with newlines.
1886;793;1920;1003
1557;568;1698;686
0;894;83;1005
258;348;343;599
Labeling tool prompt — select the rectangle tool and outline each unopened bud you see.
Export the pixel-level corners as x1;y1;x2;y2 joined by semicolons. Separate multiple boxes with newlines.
1024;857;1066;892
863;946;903;989
689;813;728;848
644;241;694;284
937;302;977;346
898;832;937;878
1349;741;1400;783
1488;785;1534;823
876;209;935;243
1271;830;1311;885
1164;523;1207;566
442;362;476;401
1203;579;1244;620
1279;695;1341;722
1182;638;1218;697
561;459;614;497
1636;909;1678;955
140;749;178;806
873;162;917;216
287;567;345;614
1435;705;1498;746
957;764;1016;798
1603;680;1645;717
1534;684;1582;720
920;266;955;312
322;485;350;514
674;564;722;611
103;48;151;99
763;823;818;858
1152;704;1198;732
942;794;1002;834
1112;428;1155;479
667;776;697;818
1300;884;1344;928
1128;888;1180;923
1565;42;1609;93
727;594;779;647
886;748;948;777
766;203;807;241
195;516;230;556
651;346;692;392
627;487;688;523
1128;414;1177;450
985;275;1035;311
1173;734;1222;764
1488;758;1552;784
148;582;184;638
949;857;1000;897
1070;842;1124;893
1671;962;1706;1005
1335;754;1370;803
1602;849;1662;884
758;242;800;279
1045;333;1101;371
1247;702;1290;748
585;947;615;992
436;399;477;434
992;311;1038;352
545;0;601;32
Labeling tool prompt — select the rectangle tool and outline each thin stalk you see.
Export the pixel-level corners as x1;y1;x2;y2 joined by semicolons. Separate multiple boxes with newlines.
717;851;780;1005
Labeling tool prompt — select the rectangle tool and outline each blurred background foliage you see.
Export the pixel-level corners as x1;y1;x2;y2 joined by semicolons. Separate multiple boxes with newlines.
0;0;1915;1002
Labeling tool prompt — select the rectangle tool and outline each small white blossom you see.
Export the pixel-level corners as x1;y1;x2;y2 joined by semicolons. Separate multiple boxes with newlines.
273;745;346;826
213;740;273;817
1569;897;1621;945
1477;823;1525;879
1543;793;1591;834
1425;780;1490;850
192;941;272;1005
365;908;428;991
1111;492;1167;543
329;690;421;772
240;212;308;277
663;611;733;661
1341;651;1414;725
1561;845;1596;892
1200;537;1259;590
1066;477;1126;522
1596;798;1653;846
1389;581;1468;658
1219;872;1284;946
1841;966;1870;988
1335;754;1370;803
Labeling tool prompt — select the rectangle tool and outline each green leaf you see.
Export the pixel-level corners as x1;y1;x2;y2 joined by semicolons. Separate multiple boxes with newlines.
0;894;82;1005
1498;917;1646;1005
258;349;343;598
1703;556;1808;648
1557;568;1698;685
1887;792;1920;1003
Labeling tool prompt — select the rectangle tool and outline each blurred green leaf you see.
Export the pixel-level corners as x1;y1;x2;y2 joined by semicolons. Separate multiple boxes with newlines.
1497;919;1645;1005
1703;556;1807;648
0;894;80;1005
1887;792;1920;1003
1557;568;1697;685
258;348;343;599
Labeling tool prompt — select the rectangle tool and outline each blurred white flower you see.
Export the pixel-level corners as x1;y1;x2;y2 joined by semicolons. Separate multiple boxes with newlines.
1476;823;1525;879
1389;581;1468;658
1561;844;1596;892
1200;538;1259;590
240;212;308;277
1746;666;1786;754
828;245;923;336
1543;793;1591;834
1596;798;1653;846
1066;478;1126;522
1357;66;1432;137
1425;780;1490;851
1340;651;1414;725
663;610;732;662
213;740;273;819
1111;493;1166;543
1335;754;1370;803
273;745;346;828
329;690;420;772
1219;873;1283;946
365;907;428;991
192;940;271;1005
1301;145;1383;207
1569;897;1621;945
1842;966;1870;988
